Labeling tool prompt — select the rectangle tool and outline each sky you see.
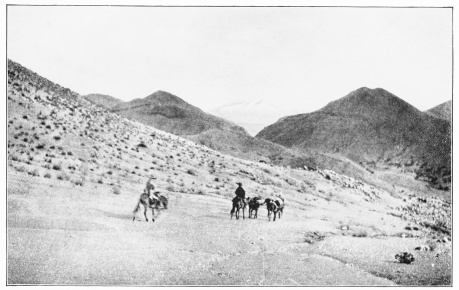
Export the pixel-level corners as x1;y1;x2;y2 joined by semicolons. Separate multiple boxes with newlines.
7;5;452;113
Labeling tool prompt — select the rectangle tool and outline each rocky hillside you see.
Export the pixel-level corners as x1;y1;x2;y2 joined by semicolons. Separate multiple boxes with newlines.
111;91;248;136
425;100;451;123
110;90;317;166
257;88;451;190
83;93;124;109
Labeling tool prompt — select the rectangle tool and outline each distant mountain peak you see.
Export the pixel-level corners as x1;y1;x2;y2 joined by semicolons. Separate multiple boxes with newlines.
425;100;451;122
144;90;187;105
320;86;418;118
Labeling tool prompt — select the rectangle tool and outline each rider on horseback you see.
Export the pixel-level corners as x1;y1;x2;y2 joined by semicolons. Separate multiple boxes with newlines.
234;182;246;205
145;175;160;203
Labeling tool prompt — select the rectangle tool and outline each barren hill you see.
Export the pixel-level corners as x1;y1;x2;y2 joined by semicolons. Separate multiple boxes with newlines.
111;91;248;136
83;93;124;109
111;91;316;166
425;100;451;122
257;88;451;190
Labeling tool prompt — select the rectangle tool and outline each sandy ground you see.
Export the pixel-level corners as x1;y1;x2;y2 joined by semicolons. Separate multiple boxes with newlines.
8;173;400;286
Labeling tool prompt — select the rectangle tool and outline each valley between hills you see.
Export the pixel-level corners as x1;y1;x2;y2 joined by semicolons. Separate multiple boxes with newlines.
7;59;451;285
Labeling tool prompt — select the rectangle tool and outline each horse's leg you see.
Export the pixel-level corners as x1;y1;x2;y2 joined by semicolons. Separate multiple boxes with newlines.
231;206;235;219
242;205;245;219
151;207;155;222
133;201;140;221
143;205;149;222
273;210;277;222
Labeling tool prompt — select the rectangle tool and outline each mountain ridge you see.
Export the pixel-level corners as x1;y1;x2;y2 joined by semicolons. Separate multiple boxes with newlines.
257;87;451;190
425;100;451;122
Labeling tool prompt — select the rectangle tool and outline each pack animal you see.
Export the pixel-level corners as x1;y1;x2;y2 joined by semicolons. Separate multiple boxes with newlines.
248;196;264;219
265;197;284;221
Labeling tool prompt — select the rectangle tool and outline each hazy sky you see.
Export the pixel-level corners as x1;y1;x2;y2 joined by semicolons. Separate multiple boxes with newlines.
8;6;452;113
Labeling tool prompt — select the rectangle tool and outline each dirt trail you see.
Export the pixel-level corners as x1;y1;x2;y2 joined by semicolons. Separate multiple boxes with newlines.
7;174;395;285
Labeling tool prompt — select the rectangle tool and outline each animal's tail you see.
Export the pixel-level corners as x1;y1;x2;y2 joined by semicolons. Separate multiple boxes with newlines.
133;201;140;213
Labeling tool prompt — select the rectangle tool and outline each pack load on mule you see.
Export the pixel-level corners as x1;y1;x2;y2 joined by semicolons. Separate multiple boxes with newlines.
264;192;285;221
230;182;248;219
248;196;264;219
133;175;168;222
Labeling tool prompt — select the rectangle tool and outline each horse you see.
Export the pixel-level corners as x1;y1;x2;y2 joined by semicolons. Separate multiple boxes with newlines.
248;197;264;219
230;196;248;220
133;191;168;222
265;197;284;221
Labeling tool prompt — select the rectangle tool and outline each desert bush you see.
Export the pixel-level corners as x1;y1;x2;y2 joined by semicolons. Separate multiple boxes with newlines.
56;173;70;181
67;151;73;156
166;184;175;192
426;240;437;251
44;172;52;179
352;229;368;237
15;165;26;173
10;154;20;161
187;169;197;176
112;187;121;195
28;169;40;177
53;136;61;141
52;163;62;170
97;177;103;184
73;178;85;186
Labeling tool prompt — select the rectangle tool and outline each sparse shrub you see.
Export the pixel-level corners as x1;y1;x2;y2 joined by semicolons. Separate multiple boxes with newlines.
187;169;197;176
10;154;19;161
73;178;85;186
44;172;52;179
352;229;368;237
112;187;121;195
56;173;70;181
15;165;26;173
107;170;113;175
426;240;437;251
53;136;61;141
67;151;73;156
52;164;62;171
166;184;175;192
97;177;103;184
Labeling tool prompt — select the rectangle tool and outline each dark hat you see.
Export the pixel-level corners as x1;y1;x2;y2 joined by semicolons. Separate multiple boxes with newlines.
236;182;242;185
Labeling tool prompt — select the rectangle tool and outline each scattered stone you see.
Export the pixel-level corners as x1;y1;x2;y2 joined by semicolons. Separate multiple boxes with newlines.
395;252;415;264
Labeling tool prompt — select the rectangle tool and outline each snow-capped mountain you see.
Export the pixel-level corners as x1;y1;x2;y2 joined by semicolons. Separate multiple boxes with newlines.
209;100;290;136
